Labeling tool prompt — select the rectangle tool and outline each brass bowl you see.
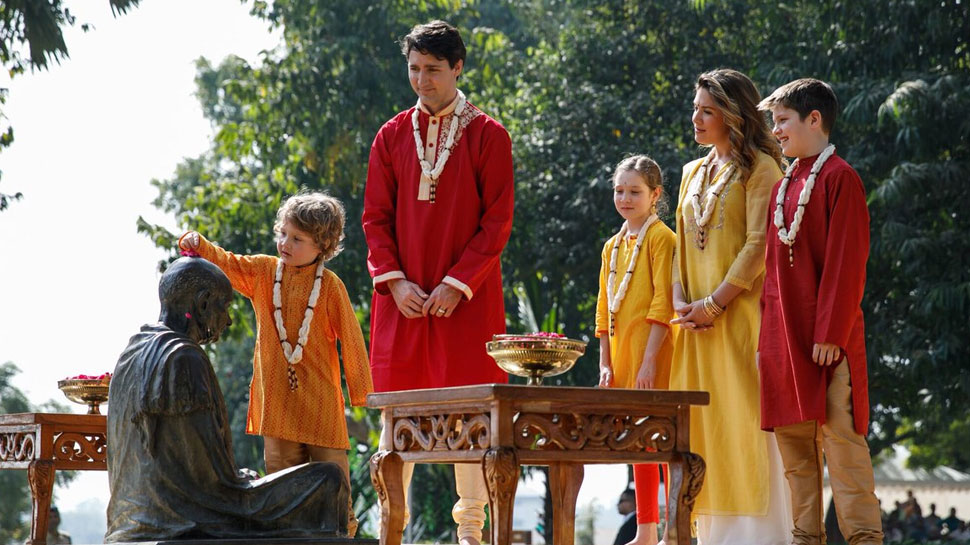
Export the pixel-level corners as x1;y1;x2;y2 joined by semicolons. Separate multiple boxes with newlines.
486;334;586;386
58;379;110;415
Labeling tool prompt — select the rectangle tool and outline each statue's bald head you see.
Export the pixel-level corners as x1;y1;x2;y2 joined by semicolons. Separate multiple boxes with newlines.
159;257;233;343
160;258;230;305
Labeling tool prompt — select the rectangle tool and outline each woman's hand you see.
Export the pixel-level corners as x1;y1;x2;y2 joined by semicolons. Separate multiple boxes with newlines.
671;300;714;331
673;296;688;317
673;297;690;319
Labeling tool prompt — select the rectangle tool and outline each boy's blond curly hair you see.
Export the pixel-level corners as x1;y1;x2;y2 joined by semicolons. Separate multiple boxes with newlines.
273;191;345;261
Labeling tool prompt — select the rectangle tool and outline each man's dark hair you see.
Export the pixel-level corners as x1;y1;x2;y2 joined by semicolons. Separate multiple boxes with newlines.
758;78;839;134
400;20;466;68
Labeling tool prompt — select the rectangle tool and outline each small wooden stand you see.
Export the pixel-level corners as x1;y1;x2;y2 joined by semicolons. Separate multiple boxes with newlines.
0;413;107;545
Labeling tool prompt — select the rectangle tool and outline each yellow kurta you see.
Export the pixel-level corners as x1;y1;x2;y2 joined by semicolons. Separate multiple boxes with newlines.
595;221;676;390
191;234;374;449
669;151;781;515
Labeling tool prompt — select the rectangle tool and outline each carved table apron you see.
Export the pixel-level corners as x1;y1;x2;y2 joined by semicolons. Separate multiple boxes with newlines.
367;384;709;545
0;413;107;545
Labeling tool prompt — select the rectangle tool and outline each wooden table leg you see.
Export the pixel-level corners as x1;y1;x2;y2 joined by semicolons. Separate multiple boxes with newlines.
666;452;705;545
549;462;584;545
26;459;54;545
483;447;518;545
370;450;405;545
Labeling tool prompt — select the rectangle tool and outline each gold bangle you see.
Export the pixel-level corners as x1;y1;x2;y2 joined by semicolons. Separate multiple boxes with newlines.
703;295;724;319
700;296;716;320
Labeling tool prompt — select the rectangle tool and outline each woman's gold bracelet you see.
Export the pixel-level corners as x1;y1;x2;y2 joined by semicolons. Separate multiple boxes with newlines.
702;295;725;319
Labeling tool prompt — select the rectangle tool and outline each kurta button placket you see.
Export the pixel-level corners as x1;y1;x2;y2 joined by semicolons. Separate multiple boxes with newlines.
419;113;442;201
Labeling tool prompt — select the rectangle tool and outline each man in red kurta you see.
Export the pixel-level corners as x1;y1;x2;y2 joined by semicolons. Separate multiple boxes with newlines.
758;79;883;545
362;21;513;545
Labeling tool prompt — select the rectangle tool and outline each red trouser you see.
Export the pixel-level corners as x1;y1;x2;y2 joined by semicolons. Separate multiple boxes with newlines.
633;463;669;524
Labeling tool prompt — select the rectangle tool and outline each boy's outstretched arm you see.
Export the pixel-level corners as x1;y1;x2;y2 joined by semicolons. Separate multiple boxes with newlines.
178;231;269;299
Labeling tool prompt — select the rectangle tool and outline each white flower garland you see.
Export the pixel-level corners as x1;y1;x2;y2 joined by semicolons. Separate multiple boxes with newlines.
688;151;735;230
606;215;659;335
411;90;467;182
774;144;836;264
273;258;325;389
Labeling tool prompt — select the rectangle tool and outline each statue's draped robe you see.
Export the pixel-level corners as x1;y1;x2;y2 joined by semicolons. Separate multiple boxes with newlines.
106;324;348;542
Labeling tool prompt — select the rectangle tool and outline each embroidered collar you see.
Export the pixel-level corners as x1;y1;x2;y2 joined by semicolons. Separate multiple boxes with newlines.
417;92;460;117
412;90;468;203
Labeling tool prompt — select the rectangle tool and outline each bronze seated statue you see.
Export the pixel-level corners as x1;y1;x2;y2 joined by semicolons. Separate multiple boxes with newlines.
105;256;349;542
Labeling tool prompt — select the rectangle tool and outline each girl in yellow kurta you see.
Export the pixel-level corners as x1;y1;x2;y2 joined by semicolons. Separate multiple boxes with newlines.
669;69;792;545
179;192;373;537
596;155;676;545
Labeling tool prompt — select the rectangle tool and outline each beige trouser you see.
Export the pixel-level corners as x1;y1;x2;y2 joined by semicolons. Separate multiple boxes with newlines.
380;421;489;541
773;362;884;545
263;436;359;537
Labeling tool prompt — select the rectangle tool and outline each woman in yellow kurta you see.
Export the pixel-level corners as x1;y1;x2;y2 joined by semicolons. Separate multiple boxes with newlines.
669;69;792;545
178;192;373;537
596;155;676;545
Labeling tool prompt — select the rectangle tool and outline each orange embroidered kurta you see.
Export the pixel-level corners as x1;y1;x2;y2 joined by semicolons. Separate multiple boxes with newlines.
189;234;374;449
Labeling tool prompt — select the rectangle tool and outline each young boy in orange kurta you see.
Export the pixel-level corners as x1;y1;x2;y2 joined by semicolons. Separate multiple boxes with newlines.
179;192;373;537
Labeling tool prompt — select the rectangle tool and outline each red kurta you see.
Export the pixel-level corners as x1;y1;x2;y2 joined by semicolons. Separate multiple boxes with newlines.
759;152;871;436
362;97;514;392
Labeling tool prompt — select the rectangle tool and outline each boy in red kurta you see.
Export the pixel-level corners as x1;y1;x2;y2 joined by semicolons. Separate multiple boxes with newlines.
362;21;513;545
757;79;883;545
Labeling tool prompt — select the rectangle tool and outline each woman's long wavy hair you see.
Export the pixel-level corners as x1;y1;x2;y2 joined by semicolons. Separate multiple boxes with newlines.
695;69;784;180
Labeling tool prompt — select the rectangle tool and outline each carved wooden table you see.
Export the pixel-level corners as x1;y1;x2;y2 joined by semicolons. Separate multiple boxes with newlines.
0;413;107;545
367;384;709;545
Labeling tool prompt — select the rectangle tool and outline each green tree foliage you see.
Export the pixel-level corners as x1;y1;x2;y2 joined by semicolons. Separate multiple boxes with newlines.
0;0;140;73
864;73;970;462
140;0;968;537
0;363;76;543
0;84;20;211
